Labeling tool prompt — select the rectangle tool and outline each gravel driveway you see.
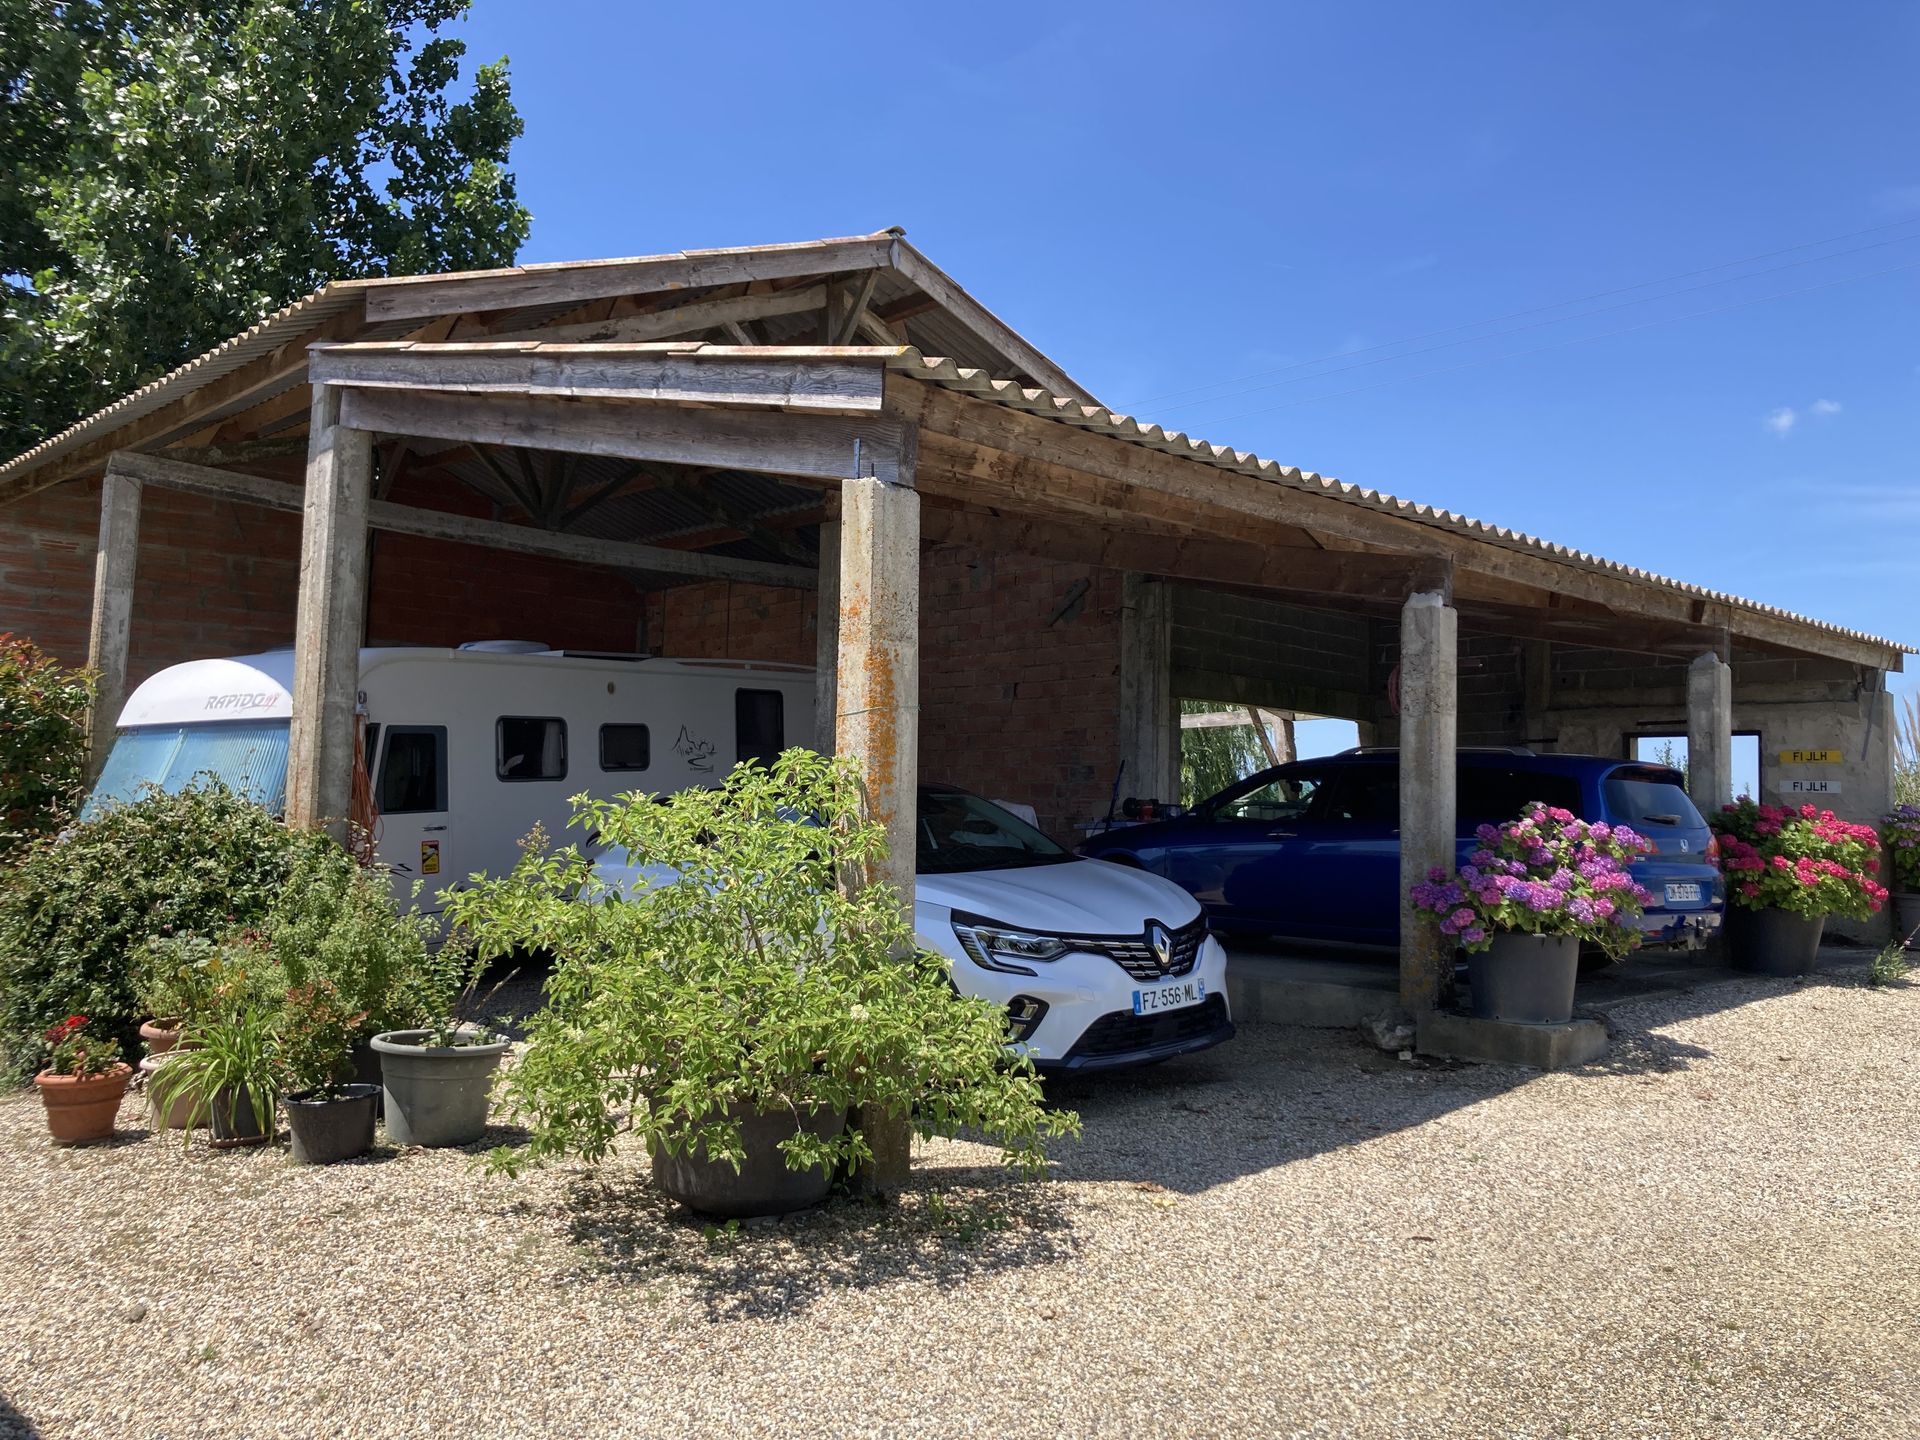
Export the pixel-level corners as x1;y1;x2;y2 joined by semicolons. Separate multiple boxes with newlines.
2;962;1916;1439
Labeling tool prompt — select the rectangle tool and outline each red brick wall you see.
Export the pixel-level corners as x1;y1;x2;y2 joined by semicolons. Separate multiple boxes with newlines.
640;581;815;666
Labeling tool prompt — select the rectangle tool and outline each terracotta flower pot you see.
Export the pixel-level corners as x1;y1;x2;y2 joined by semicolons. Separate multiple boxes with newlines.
35;1064;133;1145
139;1018;184;1055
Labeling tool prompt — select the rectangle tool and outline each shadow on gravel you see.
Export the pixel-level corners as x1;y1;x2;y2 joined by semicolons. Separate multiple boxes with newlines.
556;1165;1076;1323
0;1391;40;1439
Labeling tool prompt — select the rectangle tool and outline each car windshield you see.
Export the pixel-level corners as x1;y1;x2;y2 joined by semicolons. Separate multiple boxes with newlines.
1603;766;1705;829
917;790;1073;874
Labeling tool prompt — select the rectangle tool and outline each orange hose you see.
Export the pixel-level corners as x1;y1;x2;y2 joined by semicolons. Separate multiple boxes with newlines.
349;715;382;868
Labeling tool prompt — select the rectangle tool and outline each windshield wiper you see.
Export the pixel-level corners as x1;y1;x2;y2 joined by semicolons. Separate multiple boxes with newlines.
1642;813;1684;825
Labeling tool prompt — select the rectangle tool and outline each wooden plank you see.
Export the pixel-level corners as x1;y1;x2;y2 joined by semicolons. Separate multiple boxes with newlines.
478;285;828;345
360;235;897;323
105;449;819;589
889;240;1097;404
831;271;881;346
334;386;913;487
286;388;372;840
897;379;1902;669
309;344;887;414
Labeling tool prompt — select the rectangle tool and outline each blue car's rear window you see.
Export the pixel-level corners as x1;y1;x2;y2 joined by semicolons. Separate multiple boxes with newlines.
1458;765;1582;825
1602;767;1706;830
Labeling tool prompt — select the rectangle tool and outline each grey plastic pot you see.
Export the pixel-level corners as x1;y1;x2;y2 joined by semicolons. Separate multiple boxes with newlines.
284;1084;379;1165
370;1029;510;1147
1466;932;1580;1024
650;1103;848;1219
1726;905;1826;976
209;1086;273;1148
1894;894;1920;952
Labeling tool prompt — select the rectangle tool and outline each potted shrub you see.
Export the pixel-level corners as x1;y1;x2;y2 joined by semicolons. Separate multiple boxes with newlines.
1883;805;1920;950
147;1001;282;1148
33;1014;131;1145
279;979;379;1165
130;934;231;1055
443;750;1077;1217
1712;800;1888;975
1410;803;1655;1024
369;942;510;1149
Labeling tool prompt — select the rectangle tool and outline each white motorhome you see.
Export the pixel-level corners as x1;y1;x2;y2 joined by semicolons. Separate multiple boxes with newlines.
88;643;815;906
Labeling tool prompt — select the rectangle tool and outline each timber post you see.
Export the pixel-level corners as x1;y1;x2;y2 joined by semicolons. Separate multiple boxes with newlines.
286;385;372;841
86;465;143;772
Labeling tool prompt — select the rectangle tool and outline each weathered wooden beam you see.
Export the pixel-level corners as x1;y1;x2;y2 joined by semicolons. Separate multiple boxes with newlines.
897;379;1901;670
831;271;881;346
103;449;819;590
334;385;915;487
309;343;888;414
286;388;372;841
157;437;310;467
889;240;1097;404
359;234;898;323
85;470;142;768
479;285;829;346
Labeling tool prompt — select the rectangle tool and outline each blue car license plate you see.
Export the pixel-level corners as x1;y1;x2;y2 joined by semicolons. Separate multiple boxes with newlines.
1665;882;1703;905
1133;978;1206;1015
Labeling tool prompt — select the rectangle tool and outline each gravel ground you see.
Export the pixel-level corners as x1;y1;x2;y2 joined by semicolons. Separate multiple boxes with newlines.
3;960;1918;1439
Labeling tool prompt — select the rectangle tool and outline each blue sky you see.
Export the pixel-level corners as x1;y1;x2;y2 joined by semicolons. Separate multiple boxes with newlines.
454;1;1915;715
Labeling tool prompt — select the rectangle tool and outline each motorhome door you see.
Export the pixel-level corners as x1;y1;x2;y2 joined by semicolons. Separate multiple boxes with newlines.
370;724;451;908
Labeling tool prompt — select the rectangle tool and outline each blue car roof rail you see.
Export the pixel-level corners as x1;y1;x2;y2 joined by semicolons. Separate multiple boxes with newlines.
1334;745;1538;757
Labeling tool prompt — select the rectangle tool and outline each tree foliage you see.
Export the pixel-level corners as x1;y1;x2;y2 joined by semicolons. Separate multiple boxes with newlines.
0;0;531;457
0;632;93;860
1178;700;1273;806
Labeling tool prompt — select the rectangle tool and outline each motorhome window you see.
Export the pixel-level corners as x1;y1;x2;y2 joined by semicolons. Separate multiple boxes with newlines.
361;722;381;777
599;723;650;772
735;690;784;764
497;717;567;781
377;727;447;813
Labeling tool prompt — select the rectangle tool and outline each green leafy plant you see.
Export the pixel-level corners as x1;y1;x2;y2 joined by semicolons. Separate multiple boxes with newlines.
40;1014;124;1079
278;980;367;1097
0;633;93;861
1868;942;1914;989
1882;805;1920;895
442;750;1079;1182
130;931;286;1027
147;1001;283;1143
0;781;312;1076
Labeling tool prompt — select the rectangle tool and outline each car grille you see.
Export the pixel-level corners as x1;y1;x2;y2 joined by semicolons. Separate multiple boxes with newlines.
1065;994;1231;1062
1074;917;1206;981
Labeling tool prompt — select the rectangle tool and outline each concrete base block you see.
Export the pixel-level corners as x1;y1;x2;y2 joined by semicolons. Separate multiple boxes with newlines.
1416;1010;1610;1070
1227;962;1396;1029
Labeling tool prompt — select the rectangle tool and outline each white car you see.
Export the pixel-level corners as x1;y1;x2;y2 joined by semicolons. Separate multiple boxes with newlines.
590;783;1235;1071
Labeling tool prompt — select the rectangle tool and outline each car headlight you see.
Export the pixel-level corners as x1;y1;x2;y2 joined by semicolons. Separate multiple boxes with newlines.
950;912;1070;976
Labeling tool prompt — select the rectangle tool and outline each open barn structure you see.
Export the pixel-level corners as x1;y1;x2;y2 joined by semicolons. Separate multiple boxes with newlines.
1;227;1908;1059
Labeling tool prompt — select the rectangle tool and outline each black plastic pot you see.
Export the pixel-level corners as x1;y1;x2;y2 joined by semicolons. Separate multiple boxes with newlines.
1726;905;1826;976
1465;933;1580;1024
650;1103;848;1218
209;1086;274;1148
1893;894;1920;952
348;1039;385;1120
284;1084;380;1165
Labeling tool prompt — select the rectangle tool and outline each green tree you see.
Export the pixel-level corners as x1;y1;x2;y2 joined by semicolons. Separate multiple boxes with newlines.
0;0;530;458
1178;700;1273;806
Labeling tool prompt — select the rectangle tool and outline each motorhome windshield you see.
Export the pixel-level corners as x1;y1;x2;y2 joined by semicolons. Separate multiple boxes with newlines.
85;720;291;818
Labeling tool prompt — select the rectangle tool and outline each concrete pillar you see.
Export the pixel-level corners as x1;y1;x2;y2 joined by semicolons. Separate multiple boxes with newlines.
1119;573;1177;802
813;518;840;750
286;386;372;840
834;470;920;1195
85;467;143;772
1398;590;1458;1014
1686;651;1733;813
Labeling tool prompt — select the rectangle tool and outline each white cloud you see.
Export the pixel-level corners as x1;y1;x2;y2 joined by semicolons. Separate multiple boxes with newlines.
1810;398;1842;416
1762;398;1842;436
1764;407;1797;436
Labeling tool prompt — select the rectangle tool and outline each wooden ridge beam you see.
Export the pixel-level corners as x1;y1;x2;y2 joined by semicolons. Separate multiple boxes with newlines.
104;450;818;590
309;344;888;414
333;386;915;487
478;285;829;346
359;235;898;324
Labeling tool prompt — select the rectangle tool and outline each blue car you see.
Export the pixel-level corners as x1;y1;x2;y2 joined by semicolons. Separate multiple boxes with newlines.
1077;749;1724;950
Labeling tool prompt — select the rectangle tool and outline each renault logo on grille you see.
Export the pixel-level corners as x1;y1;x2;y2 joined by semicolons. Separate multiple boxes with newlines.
1147;921;1174;972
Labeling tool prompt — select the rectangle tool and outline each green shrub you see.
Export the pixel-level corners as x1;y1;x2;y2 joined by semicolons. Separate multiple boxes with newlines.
0;633;93;861
444;750;1079;1182
0;782;308;1076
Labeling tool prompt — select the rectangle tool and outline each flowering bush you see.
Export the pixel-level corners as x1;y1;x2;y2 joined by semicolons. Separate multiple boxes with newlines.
1711;799;1887;920
1409;803;1655;959
41;1014;124;1078
1884;805;1920;894
0;633;94;862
